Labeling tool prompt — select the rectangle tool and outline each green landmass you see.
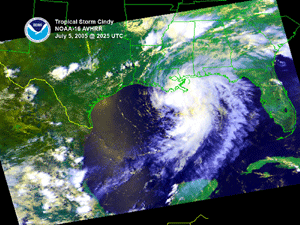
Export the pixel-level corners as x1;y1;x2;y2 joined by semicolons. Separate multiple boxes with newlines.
241;156;300;175
0;0;299;223
170;179;218;205
235;69;296;133
0;0;298;145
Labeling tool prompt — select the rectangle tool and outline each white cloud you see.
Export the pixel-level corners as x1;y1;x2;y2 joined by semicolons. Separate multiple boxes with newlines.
80;57;99;72
125;61;133;67
37;172;52;187
75;193;92;214
166;22;194;40
276;42;292;59
41;188;57;211
77;205;91;214
261;25;292;58
0;40;11;44
27;137;39;143
270;78;282;85
52;146;67;162
49;121;62;126
213;20;237;32
69;169;87;188
49;67;67;80
49;63;80;81
54;179;64;187
68;63;79;73
41;189;56;199
262;7;277;14
165;15;216;41
21;84;38;103
120;64;126;70
4;68;19;78
52;153;65;162
105;71;113;78
74;157;84;164
142;30;164;51
18;189;27;196
141;14;216;51
194;21;216;38
134;61;140;67
65;137;73;143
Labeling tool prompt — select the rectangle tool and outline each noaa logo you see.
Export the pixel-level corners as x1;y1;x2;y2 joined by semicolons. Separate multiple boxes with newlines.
25;17;51;43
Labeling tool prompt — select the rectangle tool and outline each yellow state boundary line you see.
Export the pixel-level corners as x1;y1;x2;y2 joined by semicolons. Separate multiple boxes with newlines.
1;0;299;134
0;0;92;129
0;62;92;130
0;0;296;222
0;0;229;131
167;214;209;224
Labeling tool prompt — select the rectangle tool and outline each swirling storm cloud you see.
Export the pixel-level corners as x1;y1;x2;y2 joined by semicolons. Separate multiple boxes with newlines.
82;2;293;214
83;74;263;214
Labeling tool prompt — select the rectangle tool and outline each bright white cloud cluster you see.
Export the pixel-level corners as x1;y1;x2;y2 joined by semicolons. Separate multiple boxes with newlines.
277;43;292;59
213;19;237;32
105;71;113;78
125;61;133;67
69;168;87;189
75;194;92;214
49;121;62;126
65;137;74;143
41;188;57;211
74;157;84;164
262;7;278;14
262;25;292;59
49;55;101;81
49;63;80;80
149;72;259;176
142;30;164;51
134;61;140;67
165;183;178;204
21;84;38;103
120;64;126;70
52;146;68;162
4;67;19;78
26;169;52;187
80;57;99;72
141;14;216;51
165;15;216;41
66;192;92;214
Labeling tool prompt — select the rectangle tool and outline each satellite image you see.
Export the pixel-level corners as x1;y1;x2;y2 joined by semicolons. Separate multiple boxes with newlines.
1;0;300;224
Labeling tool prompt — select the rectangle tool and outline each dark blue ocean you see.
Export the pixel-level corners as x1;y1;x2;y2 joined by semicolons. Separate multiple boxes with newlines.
210;54;300;198
83;54;300;214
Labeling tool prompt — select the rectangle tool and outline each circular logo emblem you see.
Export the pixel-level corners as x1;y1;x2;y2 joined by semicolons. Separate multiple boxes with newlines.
25;17;51;43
